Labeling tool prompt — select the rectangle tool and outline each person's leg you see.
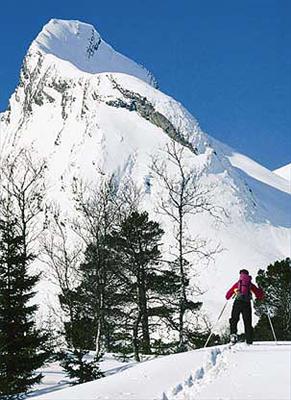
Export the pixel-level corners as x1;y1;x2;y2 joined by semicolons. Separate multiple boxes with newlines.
229;301;241;335
242;302;253;344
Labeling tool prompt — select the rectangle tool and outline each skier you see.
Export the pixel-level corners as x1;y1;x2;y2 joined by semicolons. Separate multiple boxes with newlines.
226;269;264;344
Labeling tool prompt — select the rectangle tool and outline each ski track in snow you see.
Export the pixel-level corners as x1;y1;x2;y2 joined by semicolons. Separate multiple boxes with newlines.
165;345;231;400
168;342;291;400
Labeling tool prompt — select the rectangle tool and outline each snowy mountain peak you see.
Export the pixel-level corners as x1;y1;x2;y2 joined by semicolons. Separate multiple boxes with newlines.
29;19;157;86
1;19;290;328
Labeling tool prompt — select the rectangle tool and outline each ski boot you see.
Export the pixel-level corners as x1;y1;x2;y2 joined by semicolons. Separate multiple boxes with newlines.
230;334;238;344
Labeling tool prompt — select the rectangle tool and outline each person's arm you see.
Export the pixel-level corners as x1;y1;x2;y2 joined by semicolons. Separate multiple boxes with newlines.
225;282;238;300
250;283;264;300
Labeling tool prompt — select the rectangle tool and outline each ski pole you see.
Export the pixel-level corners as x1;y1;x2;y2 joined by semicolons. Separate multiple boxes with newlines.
204;301;228;348
266;308;277;342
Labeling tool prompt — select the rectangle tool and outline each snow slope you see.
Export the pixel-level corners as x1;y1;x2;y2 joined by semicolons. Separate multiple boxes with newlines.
0;19;290;323
31;342;291;400
273;163;291;183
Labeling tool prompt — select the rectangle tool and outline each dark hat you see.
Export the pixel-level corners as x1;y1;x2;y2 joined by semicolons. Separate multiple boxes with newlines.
239;269;249;275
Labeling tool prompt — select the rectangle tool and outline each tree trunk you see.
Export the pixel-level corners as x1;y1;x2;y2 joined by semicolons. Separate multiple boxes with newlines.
139;268;151;354
178;204;187;351
95;260;105;357
95;300;103;358
133;311;141;362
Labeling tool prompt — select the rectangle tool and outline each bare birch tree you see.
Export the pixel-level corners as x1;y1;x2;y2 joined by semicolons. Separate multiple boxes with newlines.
0;149;47;258
41;204;82;311
151;140;223;350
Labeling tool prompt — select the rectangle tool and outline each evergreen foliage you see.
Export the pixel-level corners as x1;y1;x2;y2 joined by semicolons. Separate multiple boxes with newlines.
108;211;181;360
58;286;104;384
254;258;291;341
0;218;51;398
57;349;103;385
77;241;120;354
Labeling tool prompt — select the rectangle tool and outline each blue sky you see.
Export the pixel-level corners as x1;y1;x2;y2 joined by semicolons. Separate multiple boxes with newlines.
0;0;290;170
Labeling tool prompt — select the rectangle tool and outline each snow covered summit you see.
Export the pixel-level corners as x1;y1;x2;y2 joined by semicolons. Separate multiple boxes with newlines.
30;19;157;86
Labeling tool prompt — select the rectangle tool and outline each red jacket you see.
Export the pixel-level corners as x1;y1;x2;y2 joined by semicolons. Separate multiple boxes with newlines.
226;282;264;300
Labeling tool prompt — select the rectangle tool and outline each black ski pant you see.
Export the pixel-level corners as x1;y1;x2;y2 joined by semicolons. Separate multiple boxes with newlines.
229;300;253;344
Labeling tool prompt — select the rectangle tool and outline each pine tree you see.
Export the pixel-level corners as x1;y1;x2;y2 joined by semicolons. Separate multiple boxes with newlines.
57;348;103;384
71;175;121;356
57;286;104;385
76;242;121;353
79;235;182;358
108;211;180;360
0;150;51;397
254;258;291;341
0;218;50;398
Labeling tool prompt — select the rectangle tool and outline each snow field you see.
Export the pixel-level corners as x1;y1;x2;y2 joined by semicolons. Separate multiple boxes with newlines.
31;342;291;400
192;342;291;400
31;347;222;399
27;353;137;398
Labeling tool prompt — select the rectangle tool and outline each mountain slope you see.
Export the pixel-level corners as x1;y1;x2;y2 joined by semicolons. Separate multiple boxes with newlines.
0;19;290;322
273;163;291;183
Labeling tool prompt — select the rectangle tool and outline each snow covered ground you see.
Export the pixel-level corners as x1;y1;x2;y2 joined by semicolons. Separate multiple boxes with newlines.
30;342;291;400
174;342;291;400
27;353;137;398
